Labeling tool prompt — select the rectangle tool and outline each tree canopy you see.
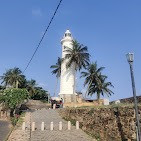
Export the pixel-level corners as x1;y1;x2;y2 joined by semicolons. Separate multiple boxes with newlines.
0;68;49;101
0;88;29;117
64;40;90;71
50;57;62;78
81;62;114;99
0;67;25;88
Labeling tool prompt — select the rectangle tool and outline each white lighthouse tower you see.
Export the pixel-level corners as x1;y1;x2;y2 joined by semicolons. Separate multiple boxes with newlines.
59;30;76;103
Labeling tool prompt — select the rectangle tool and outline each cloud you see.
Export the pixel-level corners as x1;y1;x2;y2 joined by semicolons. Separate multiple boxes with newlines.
32;8;42;17
38;82;47;88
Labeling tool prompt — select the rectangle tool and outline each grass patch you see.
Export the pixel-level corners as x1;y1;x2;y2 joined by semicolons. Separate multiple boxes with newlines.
10;111;26;127
85;130;101;141
16;112;25;127
62;117;76;126
11;117;18;126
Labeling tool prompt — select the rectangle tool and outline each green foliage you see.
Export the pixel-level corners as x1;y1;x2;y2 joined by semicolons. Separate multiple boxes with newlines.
26;79;37;97
92;133;101;141
88;76;114;99
62;117;76;126
11;116;19;126
0;88;29;110
11;112;25;126
64;40;90;71
0;67;50;105
50;57;62;78
50;57;62;96
81;62;114;99
0;85;5;90
0;67;26;88
25;79;49;100
16;112;25;127
81;62;105;87
31;87;48;100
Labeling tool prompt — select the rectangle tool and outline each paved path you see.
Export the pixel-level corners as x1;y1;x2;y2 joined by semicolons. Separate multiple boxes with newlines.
8;112;31;141
8;109;95;141
31;109;94;141
0;120;10;141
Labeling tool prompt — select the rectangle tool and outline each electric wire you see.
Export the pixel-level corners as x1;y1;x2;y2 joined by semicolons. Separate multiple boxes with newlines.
23;0;63;73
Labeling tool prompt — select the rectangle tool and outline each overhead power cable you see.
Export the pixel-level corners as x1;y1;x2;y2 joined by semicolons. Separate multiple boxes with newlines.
23;0;63;73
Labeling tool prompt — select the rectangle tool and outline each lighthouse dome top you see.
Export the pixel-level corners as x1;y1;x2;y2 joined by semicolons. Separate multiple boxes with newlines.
65;29;71;35
61;29;73;44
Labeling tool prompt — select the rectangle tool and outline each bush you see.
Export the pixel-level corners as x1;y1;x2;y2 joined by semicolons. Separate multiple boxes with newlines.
11;116;18;126
0;88;29;116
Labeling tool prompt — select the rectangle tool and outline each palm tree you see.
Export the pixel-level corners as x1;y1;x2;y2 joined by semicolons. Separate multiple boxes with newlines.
0;69;11;87
26;79;37;97
64;40;90;70
0;85;5;91
81;62;106;98
50;57;62;96
81;62;114;100
88;76;114;100
0;67;25;88
64;40;90;95
31;86;49;100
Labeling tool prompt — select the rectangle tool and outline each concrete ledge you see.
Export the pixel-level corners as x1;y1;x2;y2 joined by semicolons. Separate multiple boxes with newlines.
63;100;104;108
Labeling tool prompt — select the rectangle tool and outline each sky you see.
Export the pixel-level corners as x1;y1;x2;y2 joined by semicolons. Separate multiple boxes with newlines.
0;0;141;101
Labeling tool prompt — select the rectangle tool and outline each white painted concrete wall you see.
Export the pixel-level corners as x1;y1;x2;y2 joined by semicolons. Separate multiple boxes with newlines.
59;30;75;95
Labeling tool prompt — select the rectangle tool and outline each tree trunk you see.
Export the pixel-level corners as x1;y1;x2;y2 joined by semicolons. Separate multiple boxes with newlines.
54;78;58;97
73;63;76;103
16;80;19;89
85;81;92;100
97;93;100;104
85;89;87;100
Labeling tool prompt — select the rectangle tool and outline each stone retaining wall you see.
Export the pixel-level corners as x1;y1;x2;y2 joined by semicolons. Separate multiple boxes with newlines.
59;106;141;141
